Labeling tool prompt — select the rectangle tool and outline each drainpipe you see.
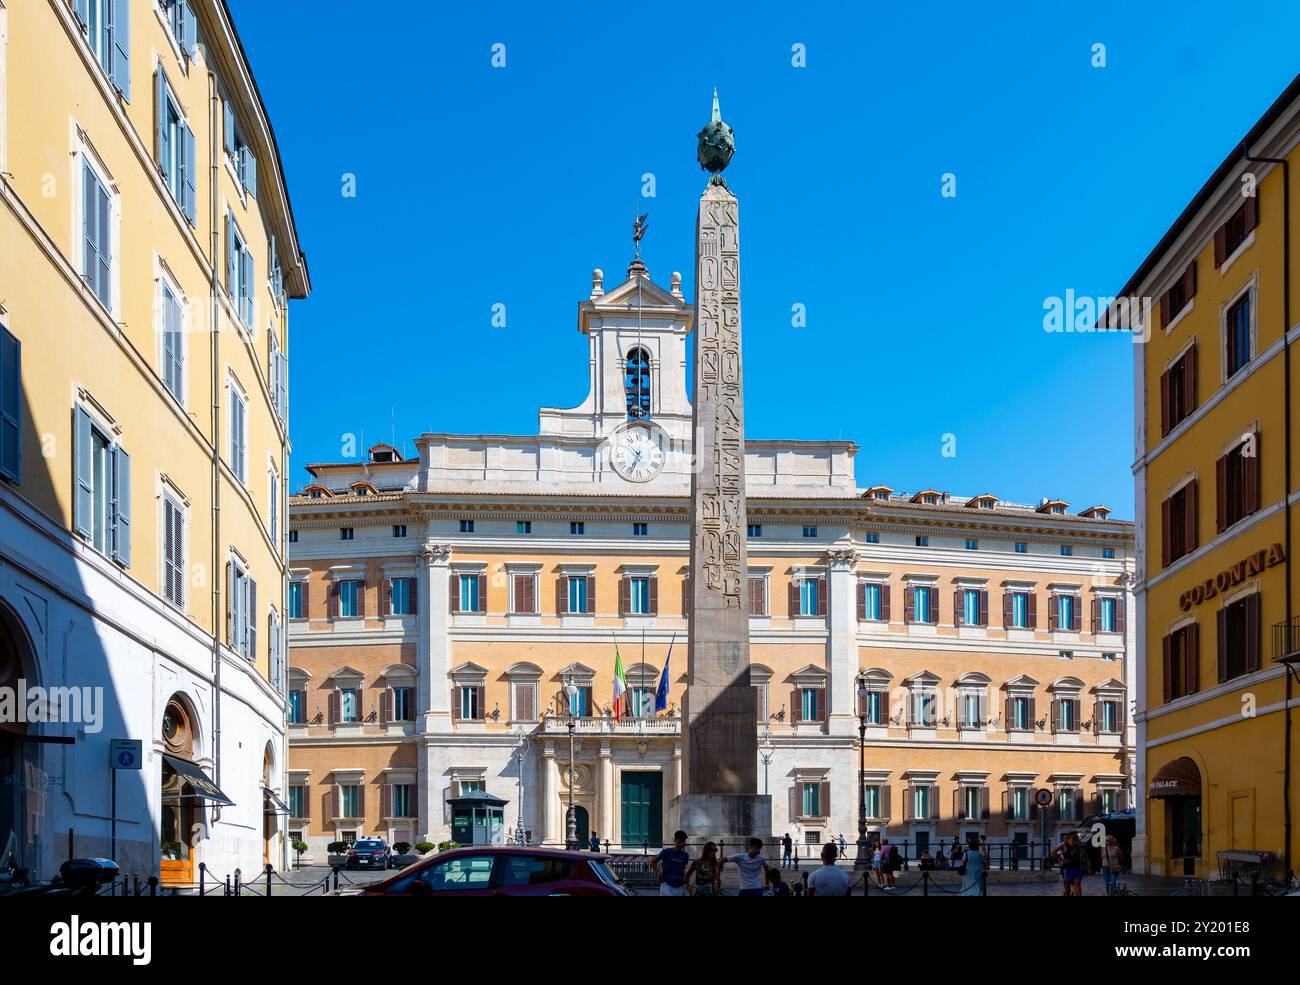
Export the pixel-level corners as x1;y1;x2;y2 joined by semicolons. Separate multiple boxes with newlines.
1241;142;1292;874
207;67;224;816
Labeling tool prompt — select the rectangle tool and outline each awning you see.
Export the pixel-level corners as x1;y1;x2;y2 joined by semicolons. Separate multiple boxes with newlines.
162;754;234;806
263;786;291;816
1149;756;1202;798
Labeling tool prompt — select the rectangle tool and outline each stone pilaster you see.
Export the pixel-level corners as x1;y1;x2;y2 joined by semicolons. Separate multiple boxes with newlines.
826;548;860;735
417;542;452;727
542;742;559;845
599;741;613;843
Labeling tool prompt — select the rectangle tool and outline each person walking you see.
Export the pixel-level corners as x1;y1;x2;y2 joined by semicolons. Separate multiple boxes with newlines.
589;831;601;853
837;833;847;859
652;829;691;896
871;840;885;888
1053;832;1084;897
781;831;793;869
1101;834;1122;896
721;837;771;897
807;842;851;896
685;841;720;896
885;840;901;887
958;834;985;896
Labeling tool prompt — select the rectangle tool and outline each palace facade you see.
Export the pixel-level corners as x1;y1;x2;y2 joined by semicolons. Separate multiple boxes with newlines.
1121;73;1300;878
286;258;1135;858
0;0;308;882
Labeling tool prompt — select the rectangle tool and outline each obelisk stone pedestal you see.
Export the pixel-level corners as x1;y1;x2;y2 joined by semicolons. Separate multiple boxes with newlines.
668;118;771;844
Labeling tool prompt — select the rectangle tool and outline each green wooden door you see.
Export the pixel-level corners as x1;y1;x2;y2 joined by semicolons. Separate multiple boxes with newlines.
621;772;663;848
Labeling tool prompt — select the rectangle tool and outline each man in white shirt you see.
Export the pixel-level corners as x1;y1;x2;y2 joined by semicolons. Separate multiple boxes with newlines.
807;843;851;896
721;837;771;896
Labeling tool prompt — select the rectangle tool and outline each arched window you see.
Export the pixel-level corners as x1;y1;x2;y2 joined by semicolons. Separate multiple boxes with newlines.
625;347;652;420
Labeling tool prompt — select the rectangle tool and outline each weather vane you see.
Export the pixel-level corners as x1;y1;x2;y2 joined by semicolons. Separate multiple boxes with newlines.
632;208;649;259
696;86;735;188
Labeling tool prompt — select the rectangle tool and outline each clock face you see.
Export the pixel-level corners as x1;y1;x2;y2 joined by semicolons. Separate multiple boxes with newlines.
610;425;666;482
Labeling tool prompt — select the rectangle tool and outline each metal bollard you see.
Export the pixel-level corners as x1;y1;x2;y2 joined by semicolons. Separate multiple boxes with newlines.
199;862;206;896
922;871;929;896
224;875;231;897
148;876;158;897
266;863;274;897
332;865;340;892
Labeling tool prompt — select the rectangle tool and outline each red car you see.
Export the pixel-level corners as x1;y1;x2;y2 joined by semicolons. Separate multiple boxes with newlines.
356;846;631;897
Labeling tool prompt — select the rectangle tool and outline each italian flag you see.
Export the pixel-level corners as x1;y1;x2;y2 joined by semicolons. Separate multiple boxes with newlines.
612;642;628;721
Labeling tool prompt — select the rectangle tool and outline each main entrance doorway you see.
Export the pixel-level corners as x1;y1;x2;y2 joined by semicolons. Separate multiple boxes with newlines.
620;772;663;849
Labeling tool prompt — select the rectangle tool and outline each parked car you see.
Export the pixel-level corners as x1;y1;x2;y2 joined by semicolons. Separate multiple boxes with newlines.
352;846;631;896
388;849;423;870
345;838;391;871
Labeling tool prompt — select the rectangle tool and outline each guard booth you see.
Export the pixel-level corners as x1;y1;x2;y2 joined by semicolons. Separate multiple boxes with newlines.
447;790;507;846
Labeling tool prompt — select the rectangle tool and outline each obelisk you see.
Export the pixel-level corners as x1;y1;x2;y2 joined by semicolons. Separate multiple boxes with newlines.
669;90;772;842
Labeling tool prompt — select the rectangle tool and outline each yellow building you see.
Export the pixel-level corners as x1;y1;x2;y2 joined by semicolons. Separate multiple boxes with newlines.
1121;74;1300;878
0;0;308;883
287;258;1135;864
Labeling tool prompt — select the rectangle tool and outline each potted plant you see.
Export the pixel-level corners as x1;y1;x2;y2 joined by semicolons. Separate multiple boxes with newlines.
414;841;436;855
292;840;309;868
160;840;184;861
326;840;351;867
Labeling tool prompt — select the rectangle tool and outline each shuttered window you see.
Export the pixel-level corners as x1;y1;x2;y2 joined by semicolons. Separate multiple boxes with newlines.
1161;481;1198;568
226;560;257;660
511;572;537;613
1226;294;1252;378
1213;197;1257;268
73;407;130;566
82;162;113;309
160;282;184;402
1159;260;1197;328
163;0;197;61
162;495;185;610
288;581;304;619
1217;436;1259;532
747;576;767;616
75;0;130;97
0;325;20;483
154;68;196;222
1160;345;1197;436
229;383;246;483
226;213;254;326
223;96;258;197
1217;593;1260;683
1162;623;1200;701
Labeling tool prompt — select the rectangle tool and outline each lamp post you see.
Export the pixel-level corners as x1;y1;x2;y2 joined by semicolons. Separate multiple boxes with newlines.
759;724;774;795
854;672;871;871
564;678;578;851
512;726;531;846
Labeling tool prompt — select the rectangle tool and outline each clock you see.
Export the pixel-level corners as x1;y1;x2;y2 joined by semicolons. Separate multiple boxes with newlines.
609;423;667;482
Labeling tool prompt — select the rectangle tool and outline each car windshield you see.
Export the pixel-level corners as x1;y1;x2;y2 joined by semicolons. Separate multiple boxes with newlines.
355;840;385;850
588;860;624;890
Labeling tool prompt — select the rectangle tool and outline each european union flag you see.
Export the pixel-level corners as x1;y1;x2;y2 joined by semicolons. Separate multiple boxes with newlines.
655;634;674;712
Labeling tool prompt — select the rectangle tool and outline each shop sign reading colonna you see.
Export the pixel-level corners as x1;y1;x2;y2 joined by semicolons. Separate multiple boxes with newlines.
1176;543;1286;611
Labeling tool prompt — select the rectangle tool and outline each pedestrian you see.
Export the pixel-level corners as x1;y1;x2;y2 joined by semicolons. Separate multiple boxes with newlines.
781;831;793;869
1052;832;1084;897
958;833;984;896
652;829;691;896
721;837;771;897
589;831;601;853
949;838;962;869
769;867;792;896
1101;835;1122;896
837;833;847;859
685;840;720;897
871;841;885;887
885;840;901;887
807;842;851;896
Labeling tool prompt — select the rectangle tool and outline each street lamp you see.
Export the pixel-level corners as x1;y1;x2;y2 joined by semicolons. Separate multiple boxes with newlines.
563;677;578;851
759;724;774;795
854;672;871;871
512;726;531;846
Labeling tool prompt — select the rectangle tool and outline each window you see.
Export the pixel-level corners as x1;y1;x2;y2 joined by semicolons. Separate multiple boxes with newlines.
0;326;18;483
338;580;360;619
1059;650;1073;661
800;687;821;722
390;784;413;818
965;538;978;551
288;581;304;619
958;588;986;627
228;383;246;483
1162;481;1197;567
511;681;538;721
908;585;937;624
570;522;585;535
223;96;258;197
912;785;932;820
269;331;287;421
393;524;407;538
1099;789;1120;814
288;529;298;543
1057;698;1078;731
288;784;305;817
75;0;131;96
1007;591;1032;629
627;576;651;615
632;522;648;537
1162;345;1197;435
460;520;474;533
567;686;592;717
1164;622;1199;701
511;572;537;614
162;2;197;60
627;686;654;719
1060;545;1073;557
915;535;928;547
340;527;354;540
459;686;482;721
746;575;767;616
339;784;359;817
1102;548;1115;559
159;280;185;403
227;558;257;660
962;786;983;820
1097;699;1120;734
801;782;822;818
1052;593;1080;631
1009;696;1032;731
803;525;817;538
226;213;254;325
1219;437;1259;531
1010;787;1031;821
457;573;482;613
390;687;412;722
516;521;531;534
1097;596;1119;634
910;690;937;726
1225;293;1252;378
154;69;196;222
161;494;185;610
408;855;495;893
861;689;885;725
798;577;821;617
1218;593;1260;682
500;855;570;888
1057;789;1079;822
268;466;279;543
565;574;591;615
625;346;651;419
1014;542;1027;554
747;524;762;538
390;577;414;615
864;531;879;544
863;784;882;819
1161;260;1196;326
859;582;883;621
1102;652;1117;662
82;162;113;309
1215;199;1256;267
960;693;982;728
73;407;130;565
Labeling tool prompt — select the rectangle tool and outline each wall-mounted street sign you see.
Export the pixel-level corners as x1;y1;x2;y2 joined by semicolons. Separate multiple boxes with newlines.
109;738;142;770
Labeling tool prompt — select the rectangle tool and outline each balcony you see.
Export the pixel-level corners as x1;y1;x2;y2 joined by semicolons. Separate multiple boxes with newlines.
1272;618;1300;665
539;714;681;736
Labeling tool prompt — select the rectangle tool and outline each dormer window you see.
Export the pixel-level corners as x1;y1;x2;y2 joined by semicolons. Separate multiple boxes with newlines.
1037;499;1070;516
910;490;943;506
625;347;652;420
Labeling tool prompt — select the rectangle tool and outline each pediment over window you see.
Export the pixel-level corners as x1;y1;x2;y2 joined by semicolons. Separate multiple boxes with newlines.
449;661;490;680
904;669;941;687
860;667;892;684
955;671;991;687
382;663;417;680
1001;674;1039;690
787;664;831;685
505;661;544;679
596;274;684;309
325;665;365;683
1049;675;1085;692
750;663;774;683
556;662;597;682
1089;678;1126;694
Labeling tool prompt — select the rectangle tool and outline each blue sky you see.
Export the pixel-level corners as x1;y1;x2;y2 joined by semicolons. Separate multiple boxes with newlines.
230;1;1300;518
